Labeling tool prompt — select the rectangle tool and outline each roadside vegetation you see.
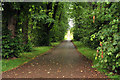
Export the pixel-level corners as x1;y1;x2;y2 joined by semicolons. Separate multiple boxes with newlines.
72;2;120;79
2;42;60;72
73;41;96;61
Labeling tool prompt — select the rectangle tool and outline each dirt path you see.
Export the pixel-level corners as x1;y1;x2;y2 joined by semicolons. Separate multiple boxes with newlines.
2;40;107;78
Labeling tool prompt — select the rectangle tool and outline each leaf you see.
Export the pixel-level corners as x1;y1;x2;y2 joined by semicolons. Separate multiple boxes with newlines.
112;65;115;70
104;59;107;62
29;8;32;12
32;5;35;8
100;36;104;40
107;52;112;55
116;54;120;58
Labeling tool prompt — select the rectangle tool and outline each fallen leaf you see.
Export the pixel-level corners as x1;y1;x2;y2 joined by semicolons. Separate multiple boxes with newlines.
47;72;50;74
28;72;31;73
81;70;83;72
57;70;61;72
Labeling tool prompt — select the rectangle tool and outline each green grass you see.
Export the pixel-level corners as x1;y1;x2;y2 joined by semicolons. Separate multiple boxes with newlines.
73;41;96;61
73;41;120;79
2;42;60;72
51;41;60;46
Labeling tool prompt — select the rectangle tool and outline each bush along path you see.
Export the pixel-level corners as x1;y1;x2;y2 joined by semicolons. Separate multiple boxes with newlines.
2;42;61;72
72;2;120;78
2;40;107;78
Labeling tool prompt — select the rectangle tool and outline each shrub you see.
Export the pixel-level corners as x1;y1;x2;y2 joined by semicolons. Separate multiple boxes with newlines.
23;41;33;52
2;29;24;59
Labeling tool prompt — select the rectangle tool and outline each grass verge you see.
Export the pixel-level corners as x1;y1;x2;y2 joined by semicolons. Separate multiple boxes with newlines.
2;42;60;72
73;41;120;79
51;41;60;46
73;41;96;61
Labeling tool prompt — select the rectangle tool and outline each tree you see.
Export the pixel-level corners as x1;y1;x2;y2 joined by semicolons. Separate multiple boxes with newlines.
2;2;69;58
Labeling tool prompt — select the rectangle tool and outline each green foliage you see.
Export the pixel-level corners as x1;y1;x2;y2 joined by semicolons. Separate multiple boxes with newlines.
23;42;33;52
72;2;120;75
28;2;69;45
2;2;69;59
92;3;120;75
2;41;60;72
94;26;120;74
2;29;24;59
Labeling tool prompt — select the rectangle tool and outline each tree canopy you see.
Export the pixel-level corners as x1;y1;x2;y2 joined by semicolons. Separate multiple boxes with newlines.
2;2;70;58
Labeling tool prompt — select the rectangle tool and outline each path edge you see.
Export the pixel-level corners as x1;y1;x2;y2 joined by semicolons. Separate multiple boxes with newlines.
71;40;109;78
2;41;63;73
71;40;93;62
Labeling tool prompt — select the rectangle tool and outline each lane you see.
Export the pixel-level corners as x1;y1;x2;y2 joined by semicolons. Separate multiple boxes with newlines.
2;40;107;78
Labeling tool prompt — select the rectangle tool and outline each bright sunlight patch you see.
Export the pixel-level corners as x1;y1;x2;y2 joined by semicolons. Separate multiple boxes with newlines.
64;30;73;40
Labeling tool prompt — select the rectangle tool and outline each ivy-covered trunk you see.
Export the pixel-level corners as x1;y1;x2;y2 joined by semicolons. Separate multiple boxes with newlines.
41;24;51;46
22;18;28;44
21;4;30;45
8;16;16;38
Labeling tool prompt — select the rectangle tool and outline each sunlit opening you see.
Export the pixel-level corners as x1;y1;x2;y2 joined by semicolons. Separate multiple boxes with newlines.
64;18;74;40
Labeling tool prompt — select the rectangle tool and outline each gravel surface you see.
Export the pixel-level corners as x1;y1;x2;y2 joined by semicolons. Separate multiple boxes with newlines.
2;40;107;78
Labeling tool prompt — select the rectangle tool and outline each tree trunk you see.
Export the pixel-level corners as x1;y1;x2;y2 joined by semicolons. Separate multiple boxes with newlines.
22;19;28;44
21;4;29;44
8;16;16;38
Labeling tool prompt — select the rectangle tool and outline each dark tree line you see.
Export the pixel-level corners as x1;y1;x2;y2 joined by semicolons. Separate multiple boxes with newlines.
2;2;69;58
